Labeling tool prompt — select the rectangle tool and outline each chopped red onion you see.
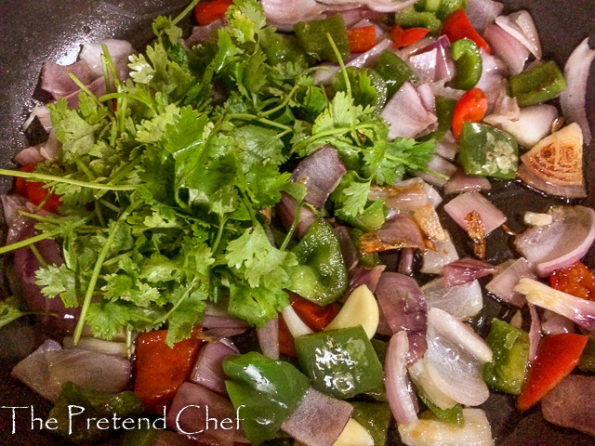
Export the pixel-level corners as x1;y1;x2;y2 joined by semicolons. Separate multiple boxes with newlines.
475;50;507;110
422;278;484;320
189;338;239;394
514;278;595;331
23;105;52;132
336;226;359;272
408;36;454;83
376;272;427;334
560;37;595;145
12;346;131;402
466;0;504;32
41;59;96;99
167;382;246;445
202;314;250;330
256;316;280;360
418;154;457;187
62;337;128;357
420;231;460;275
485;104;557;148
442;258;496;286
398;248;415;275
432;79;465;100
422;181;443;208
261;0;324;30
369;181;429;212
425;308;492;406
417;83;436;113
483;24;529;75
444;169;491;195
281;387;353;446
348;265;386;294
201;327;249;340
360;214;426;253
291;145;347;209
495;11;542;59
1;194;27;227
485;257;535;307
277;193;317;238
435;135;458;161
541;309;575;336
517;164;587;199
14;145;45;166
385;331;419;425
185;19;226;48
381;81;438;139
365;0;419;12
409;48;439;81
444;191;507;236
527;303;541;362
79;39;134;77
514;206;595;277
541;375;595;436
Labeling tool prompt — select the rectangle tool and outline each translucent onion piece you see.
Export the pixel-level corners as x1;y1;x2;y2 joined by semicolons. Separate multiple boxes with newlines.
444;191;507;236
495;11;541;59
422;278;484;320
420;231;459;275
385;331;419;425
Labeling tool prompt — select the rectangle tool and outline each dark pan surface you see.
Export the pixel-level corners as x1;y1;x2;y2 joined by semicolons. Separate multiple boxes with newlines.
0;1;593;445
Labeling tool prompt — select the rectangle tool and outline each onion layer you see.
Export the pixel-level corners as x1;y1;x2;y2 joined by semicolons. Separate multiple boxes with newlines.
385;331;419;425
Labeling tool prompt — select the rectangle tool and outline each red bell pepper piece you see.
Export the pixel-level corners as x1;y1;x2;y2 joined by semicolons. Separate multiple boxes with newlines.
517;333;588;411
194;0;234;26
134;329;202;413
15;163;62;213
452;87;487;139
391;26;430;48
278;315;296;357
550;261;595;301
442;9;491;54
290;295;340;332
347;26;378;53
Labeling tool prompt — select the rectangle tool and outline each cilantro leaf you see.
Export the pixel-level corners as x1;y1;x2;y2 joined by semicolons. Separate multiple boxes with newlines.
0;297;30;329
35;264;79;308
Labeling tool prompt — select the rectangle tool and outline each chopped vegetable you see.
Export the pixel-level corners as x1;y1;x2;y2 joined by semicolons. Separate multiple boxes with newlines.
395;6;442;34
134;329;202;413
442;9;491;53
295;326;384;399
333;418;374;446
48;382;143;444
374;50;419;99
509;60;567;106
331;67;388;110
194;0;233;26
578;333;595;372
457;122;518;179
288;219;348;306
223;351;310;445
517;333;588;411
294;14;350;62
451;88;488;139
16;163;61;212
550;261;595;301
391;25;430;48
325;284;379;339
347;25;377;53
483;318;530;395
290;294;340;331
449;38;482;90
417;390;464;425
351;401;392;446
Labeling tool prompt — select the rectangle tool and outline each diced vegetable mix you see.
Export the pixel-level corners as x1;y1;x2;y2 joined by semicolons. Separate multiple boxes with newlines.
0;0;593;445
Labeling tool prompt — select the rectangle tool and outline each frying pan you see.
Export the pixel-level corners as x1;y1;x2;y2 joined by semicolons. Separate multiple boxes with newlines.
0;1;593;445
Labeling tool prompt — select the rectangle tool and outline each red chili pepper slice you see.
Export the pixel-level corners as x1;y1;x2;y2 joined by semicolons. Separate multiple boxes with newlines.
391;25;430;48
442;9;491;54
550;261;595;301
347;26;378;53
452;87;487;139
194;0;233;26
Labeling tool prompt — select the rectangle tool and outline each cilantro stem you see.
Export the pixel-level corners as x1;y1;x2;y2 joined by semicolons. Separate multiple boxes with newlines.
73;208;132;344
28;244;48;267
229;113;291;131
155;278;198;324
173;0;200;25
280;199;304;251
262;84;300;118
326;32;351;98
101;44;121;90
67;73;104;109
212;217;227;255
292;123;380;154
0;231;61;255
99;199;121;213
0;169;136;191
99;92;155;113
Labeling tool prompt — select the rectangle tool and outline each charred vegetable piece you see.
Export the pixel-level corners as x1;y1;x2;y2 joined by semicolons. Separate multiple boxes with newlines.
294;14;350;62
375;50;419;99
295;326;384;399
48;382;143;444
134;329;201;413
510;60;567;106
449;38;482;90
223;352;310;445
517;333;588;411
550;261;595;300
457;122;518;179
351;401;392;446
483;318;530;395
288;219;348;305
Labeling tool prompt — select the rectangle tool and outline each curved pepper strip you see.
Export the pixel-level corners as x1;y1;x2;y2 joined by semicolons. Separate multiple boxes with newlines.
452;88;487;139
223;352;310;445
288;219;348;306
449;38;482;91
442;9;491;54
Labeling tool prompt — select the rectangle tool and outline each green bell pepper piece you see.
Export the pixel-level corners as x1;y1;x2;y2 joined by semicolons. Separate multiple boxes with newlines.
47;382;144;444
483;318;530;395
450;38;482;90
288;219;348;305
417;389;464;425
332;67;388;110
349;227;382;267
295;326;384;399
578;333;595;372
509;60;567;106
436;0;467;19
351;402;392;446
395;6;442;33
424;96;457;141
375;50;419;99
457;122;519;179
259;27;307;67
223;352;310;445
294;14;350;62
